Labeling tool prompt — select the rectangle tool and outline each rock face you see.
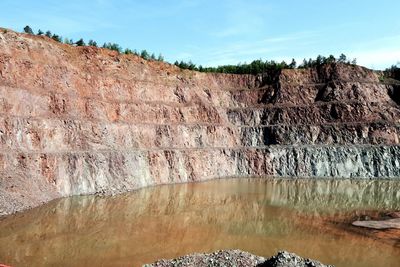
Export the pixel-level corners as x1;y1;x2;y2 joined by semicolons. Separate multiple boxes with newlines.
145;250;332;267
0;29;399;216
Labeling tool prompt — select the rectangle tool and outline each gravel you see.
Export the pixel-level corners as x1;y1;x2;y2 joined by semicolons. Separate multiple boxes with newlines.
144;250;333;267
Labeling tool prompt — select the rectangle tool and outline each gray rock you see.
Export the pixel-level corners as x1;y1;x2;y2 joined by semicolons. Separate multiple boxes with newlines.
144;250;333;267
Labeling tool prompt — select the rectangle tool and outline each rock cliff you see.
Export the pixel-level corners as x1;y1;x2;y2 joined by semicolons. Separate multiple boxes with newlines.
0;29;399;216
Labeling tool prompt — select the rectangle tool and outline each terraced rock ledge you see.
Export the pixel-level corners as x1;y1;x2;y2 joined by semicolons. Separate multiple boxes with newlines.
0;28;399;216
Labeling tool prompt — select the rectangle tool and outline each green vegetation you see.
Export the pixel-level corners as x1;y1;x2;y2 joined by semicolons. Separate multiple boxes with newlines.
297;54;356;68
173;54;356;74
385;64;400;80
75;38;86;46
102;42;122;53
19;25;366;75
173;59;293;74
23;25;33;34
88;40;97;47
20;25;164;62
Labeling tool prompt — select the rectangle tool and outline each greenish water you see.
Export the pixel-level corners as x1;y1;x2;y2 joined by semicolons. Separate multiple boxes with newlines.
0;178;399;267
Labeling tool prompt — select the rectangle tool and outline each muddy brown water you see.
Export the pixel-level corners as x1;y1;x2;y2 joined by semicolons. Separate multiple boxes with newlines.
0;178;400;267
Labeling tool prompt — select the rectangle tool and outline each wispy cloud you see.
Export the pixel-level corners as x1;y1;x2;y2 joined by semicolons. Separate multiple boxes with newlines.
347;34;400;69
210;0;270;38
202;31;319;66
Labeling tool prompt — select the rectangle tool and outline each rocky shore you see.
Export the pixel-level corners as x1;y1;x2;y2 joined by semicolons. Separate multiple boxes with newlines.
145;250;333;267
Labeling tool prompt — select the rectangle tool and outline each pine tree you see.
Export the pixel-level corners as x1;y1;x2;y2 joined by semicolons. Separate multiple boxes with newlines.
157;54;164;62
140;50;150;60
51;34;62;42
64;38;73;45
124;48;133;55
289;58;297;69
23;25;33;34
338;53;347;63
37;29;44;35
88;40;98;47
75;38;85;46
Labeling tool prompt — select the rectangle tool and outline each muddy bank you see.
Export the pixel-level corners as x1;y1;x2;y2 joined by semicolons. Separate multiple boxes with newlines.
335;210;400;247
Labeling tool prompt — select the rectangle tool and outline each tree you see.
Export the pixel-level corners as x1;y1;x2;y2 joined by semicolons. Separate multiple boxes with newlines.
23;25;34;34
45;31;52;37
326;55;336;63
37;29;44;35
316;55;323;66
75;38;86;46
187;60;196;70
51;34;62;42
157;53;164;62
289;58;296;69
64;38;73;45
338;53;347;63
88;40;97;47
102;42;121;53
150;53;156;60
140;50;150;60
351;58;357;65
124;48;133;54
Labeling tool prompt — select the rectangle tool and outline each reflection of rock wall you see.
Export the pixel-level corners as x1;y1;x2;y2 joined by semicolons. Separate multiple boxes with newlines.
263;179;400;212
0;29;400;215
1;179;399;266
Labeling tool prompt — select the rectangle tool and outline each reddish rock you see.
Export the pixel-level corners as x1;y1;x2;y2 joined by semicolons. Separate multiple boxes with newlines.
0;28;399;216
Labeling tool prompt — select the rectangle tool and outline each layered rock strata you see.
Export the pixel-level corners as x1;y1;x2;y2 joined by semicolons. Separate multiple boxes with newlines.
0;29;399;215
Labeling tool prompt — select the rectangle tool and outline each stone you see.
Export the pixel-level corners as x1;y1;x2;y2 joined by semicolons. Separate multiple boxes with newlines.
144;250;333;267
352;218;400;229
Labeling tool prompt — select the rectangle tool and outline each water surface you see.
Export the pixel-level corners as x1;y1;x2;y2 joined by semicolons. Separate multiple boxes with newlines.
0;178;399;266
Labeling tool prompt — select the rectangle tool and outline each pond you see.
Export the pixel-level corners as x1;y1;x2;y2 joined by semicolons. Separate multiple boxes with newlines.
0;178;399;267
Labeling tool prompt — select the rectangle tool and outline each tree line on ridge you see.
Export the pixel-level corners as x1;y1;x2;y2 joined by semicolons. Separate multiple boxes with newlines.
21;25;399;76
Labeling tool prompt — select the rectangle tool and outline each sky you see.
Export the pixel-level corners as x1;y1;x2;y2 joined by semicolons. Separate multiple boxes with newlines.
1;0;399;69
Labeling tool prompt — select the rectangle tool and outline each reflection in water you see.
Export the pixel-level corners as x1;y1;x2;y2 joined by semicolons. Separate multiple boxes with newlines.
0;178;399;267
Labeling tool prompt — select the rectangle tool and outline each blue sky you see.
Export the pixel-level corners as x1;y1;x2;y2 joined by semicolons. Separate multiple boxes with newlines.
1;0;399;69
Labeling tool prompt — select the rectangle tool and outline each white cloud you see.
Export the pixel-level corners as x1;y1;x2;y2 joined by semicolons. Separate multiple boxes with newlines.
352;48;400;70
347;34;400;69
202;31;318;66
